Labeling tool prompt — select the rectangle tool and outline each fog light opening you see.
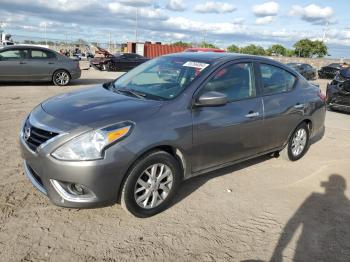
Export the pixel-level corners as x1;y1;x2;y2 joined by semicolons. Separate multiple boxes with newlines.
67;183;88;196
50;179;97;203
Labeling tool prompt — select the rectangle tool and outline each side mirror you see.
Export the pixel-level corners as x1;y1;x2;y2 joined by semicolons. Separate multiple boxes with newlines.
195;91;228;107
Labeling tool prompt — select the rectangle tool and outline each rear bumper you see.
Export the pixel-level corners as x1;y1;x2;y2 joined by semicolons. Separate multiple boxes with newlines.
70;69;81;80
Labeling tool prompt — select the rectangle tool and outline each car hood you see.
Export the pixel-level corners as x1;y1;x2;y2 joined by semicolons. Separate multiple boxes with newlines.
41;86;163;130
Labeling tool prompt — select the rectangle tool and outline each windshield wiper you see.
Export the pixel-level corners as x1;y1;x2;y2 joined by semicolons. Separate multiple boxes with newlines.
109;82;146;99
117;89;146;99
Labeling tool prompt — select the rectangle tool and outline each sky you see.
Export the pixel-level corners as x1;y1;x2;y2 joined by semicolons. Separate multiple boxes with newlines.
0;0;350;58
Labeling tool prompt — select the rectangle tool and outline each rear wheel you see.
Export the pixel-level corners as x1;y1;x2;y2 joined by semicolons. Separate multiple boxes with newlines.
53;70;71;86
281;123;310;161
121;150;182;217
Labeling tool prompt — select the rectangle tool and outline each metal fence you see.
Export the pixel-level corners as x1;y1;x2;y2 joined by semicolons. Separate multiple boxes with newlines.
10;34;123;54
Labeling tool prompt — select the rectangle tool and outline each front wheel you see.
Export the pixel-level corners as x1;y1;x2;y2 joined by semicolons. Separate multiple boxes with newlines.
121;150;182;217
280;123;310;161
53;70;71;86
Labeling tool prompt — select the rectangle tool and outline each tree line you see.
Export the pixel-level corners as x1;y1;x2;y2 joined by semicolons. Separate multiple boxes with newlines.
173;39;328;58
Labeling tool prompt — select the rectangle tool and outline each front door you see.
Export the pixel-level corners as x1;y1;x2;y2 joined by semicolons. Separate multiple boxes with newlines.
191;62;265;173
0;48;30;81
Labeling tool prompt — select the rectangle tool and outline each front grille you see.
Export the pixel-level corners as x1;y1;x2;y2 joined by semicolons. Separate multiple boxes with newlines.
23;120;59;151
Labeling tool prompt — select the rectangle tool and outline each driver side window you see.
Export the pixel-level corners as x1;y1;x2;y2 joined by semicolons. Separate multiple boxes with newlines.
0;49;28;60
200;63;256;102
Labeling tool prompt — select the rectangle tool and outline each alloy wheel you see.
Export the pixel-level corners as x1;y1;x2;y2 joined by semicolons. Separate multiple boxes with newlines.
54;71;69;86
134;163;173;209
291;128;307;156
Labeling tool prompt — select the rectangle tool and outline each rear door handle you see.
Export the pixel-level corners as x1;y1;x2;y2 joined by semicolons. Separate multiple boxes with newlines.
19;62;26;64
245;111;260;118
294;104;305;109
48;62;55;64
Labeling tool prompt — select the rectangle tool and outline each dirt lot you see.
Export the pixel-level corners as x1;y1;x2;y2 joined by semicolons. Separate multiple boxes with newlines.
0;69;349;262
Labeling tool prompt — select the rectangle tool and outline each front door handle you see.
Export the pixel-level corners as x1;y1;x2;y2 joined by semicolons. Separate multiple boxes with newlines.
294;104;305;109
245;111;260;118
48;62;55;64
19;61;26;64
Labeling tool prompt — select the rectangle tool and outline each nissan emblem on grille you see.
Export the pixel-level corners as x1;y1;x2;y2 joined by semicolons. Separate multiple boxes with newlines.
24;126;31;141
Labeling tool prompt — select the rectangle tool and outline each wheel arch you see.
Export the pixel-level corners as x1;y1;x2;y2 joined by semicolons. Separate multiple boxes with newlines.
285;118;313;147
53;68;71;78
116;144;187;202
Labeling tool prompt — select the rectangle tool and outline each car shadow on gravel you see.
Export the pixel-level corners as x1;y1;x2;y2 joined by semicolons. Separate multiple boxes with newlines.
243;174;350;262
171;154;273;207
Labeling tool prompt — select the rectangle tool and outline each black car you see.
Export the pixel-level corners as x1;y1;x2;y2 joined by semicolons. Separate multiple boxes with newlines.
326;67;350;112
286;63;317;80
318;63;348;79
91;53;149;72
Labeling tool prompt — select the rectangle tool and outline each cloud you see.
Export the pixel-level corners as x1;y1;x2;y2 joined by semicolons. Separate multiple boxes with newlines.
290;4;333;24
252;1;279;17
8;0;99;12
255;16;275;25
108;2;168;20
194;1;236;14
166;0;186;11
117;0;154;7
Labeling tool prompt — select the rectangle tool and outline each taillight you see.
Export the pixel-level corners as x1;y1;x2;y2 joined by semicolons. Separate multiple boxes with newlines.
318;89;326;102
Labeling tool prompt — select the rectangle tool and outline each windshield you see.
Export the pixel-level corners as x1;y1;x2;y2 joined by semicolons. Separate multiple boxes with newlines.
112;56;211;100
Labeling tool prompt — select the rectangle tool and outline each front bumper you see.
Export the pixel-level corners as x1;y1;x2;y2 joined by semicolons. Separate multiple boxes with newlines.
20;133;132;208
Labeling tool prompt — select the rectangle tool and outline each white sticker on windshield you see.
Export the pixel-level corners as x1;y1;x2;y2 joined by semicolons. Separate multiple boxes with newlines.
183;61;209;70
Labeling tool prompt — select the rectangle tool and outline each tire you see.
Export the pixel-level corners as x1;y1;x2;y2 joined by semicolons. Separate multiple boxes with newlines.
121;150;182;218
52;70;71;86
280;123;310;161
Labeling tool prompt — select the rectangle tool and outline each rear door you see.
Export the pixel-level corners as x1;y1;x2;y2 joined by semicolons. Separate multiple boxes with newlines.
0;48;30;81
258;62;305;149
191;61;265;172
26;49;58;80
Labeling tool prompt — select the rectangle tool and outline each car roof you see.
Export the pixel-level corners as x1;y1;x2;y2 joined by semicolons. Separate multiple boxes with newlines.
0;45;54;52
164;51;277;63
163;52;292;71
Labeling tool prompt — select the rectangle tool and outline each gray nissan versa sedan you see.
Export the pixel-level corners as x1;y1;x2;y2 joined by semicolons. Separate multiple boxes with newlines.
20;52;326;217
0;45;81;86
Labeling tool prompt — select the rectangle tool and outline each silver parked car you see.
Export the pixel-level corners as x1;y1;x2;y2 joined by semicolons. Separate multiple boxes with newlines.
0;45;81;86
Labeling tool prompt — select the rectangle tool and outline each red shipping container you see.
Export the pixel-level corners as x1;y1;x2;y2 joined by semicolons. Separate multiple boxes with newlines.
144;43;187;59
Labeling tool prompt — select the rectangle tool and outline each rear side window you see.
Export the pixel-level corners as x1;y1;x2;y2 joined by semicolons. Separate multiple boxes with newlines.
0;49;28;60
30;50;55;59
260;64;296;95
200;63;256;102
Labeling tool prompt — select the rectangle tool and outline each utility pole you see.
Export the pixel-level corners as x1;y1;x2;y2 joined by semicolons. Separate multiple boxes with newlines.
322;21;330;43
202;30;207;43
109;32;112;51
135;8;139;42
44;22;47;46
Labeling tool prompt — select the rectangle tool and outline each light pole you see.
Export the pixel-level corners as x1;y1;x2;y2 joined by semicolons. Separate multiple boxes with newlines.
135;8;139;42
44;22;47;46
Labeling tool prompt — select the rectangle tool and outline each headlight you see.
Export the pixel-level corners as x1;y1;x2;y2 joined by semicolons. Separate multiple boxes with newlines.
51;123;133;161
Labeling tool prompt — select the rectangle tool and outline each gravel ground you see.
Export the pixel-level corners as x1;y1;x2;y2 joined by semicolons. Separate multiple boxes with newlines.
0;69;349;262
